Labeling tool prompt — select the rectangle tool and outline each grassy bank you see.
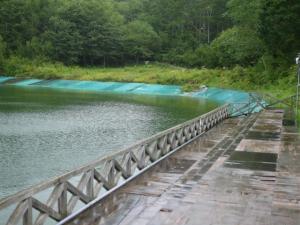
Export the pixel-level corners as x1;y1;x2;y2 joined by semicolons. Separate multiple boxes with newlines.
2;57;297;97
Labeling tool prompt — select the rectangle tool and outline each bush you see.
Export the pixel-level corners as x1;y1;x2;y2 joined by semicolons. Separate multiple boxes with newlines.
2;55;56;78
194;45;218;68
161;45;218;68
161;49;184;66
180;50;199;67
2;56;32;76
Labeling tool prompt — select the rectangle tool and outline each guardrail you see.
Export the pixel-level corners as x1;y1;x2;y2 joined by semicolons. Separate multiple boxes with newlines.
229;92;297;117
0;104;230;225
228;93;266;117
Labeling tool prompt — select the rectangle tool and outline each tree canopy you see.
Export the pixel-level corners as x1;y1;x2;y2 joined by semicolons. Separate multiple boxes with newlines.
0;0;299;68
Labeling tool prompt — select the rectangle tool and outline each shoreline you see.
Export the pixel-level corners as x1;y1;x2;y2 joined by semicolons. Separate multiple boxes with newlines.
0;76;253;105
1;59;295;98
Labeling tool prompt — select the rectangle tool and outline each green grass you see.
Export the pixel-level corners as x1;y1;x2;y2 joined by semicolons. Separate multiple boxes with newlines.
2;56;297;98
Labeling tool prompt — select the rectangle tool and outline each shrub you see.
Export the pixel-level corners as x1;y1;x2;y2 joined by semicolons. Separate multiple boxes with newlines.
2;56;32;76
194;45;218;68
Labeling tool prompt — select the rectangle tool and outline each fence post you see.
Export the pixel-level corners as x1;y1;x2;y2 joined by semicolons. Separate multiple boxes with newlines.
23;198;32;225
58;183;68;218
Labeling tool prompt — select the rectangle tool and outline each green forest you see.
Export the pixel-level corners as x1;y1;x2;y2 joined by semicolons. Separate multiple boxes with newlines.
0;0;299;94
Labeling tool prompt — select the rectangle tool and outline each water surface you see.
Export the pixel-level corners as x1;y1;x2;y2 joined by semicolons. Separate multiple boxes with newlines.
0;85;218;198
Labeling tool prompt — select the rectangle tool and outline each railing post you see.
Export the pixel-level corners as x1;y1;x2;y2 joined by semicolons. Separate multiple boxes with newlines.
87;170;94;199
107;161;116;188
23;198;32;225
199;118;203;133
58;183;68;218
226;105;230;118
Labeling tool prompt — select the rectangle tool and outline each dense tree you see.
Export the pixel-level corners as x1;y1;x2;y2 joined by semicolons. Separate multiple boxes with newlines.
46;0;123;65
0;0;55;54
124;20;160;63
0;0;37;51
0;0;297;68
140;0;230;51
209;0;266;67
116;0;144;22
0;35;6;69
47;16;83;65
259;0;300;60
212;27;264;67
227;0;262;30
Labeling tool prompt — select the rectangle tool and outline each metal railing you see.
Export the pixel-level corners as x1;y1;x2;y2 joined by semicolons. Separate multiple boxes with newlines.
227;92;297;117
0;104;230;225
228;93;265;117
258;93;296;109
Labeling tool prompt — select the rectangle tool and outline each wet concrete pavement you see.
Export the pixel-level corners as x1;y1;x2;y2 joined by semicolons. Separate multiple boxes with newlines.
65;109;300;225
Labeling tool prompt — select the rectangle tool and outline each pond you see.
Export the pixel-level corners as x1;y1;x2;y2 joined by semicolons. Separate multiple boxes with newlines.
0;85;219;199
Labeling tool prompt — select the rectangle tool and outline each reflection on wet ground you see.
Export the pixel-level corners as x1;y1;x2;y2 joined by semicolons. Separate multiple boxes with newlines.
225;151;277;172
65;109;300;225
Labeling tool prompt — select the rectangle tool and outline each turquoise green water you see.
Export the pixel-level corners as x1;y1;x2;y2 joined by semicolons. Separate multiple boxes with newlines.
0;76;256;104
0;76;265;116
0;85;219;199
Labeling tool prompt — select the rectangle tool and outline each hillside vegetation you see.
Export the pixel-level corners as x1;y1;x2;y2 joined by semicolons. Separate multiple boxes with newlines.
0;0;299;96
3;58;296;98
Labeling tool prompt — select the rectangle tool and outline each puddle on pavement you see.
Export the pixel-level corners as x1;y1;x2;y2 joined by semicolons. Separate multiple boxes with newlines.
283;125;299;133
282;119;296;126
281;133;300;143
225;151;277;172
158;158;196;174
246;131;281;141
283;109;296;126
251;124;281;132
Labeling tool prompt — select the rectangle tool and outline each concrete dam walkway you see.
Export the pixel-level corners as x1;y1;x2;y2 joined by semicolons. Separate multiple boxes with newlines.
64;109;300;225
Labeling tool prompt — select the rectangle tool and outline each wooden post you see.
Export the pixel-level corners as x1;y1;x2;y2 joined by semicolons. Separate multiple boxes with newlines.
23;198;32;225
87;170;94;199
58;183;68;218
